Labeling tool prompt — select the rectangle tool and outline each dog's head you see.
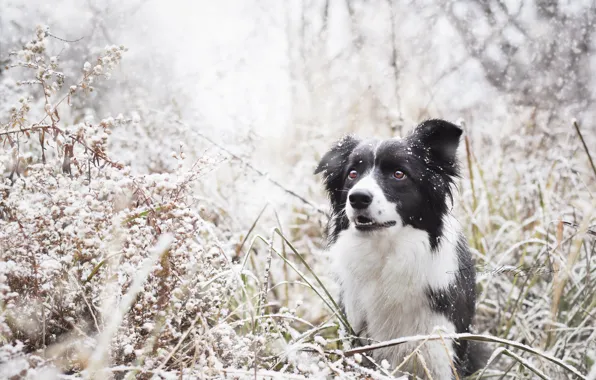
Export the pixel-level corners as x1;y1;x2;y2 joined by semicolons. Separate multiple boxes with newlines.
315;119;462;249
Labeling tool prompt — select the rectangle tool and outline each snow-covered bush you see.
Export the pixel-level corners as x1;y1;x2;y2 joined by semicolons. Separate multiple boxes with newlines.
0;25;370;380
0;27;258;378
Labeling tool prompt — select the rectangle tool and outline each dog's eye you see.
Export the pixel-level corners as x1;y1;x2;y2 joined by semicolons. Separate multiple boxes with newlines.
348;170;358;180
393;170;406;180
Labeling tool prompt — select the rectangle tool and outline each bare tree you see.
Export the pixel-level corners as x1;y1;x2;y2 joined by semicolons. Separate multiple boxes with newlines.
443;0;595;118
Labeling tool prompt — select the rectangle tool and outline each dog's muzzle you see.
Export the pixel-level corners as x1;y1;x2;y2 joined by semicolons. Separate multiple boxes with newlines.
353;215;397;231
348;190;397;231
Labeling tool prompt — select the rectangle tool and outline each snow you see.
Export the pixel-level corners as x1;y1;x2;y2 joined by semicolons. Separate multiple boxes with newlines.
1;1;596;379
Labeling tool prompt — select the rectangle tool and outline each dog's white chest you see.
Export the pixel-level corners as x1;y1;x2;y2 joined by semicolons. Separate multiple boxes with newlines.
330;224;460;378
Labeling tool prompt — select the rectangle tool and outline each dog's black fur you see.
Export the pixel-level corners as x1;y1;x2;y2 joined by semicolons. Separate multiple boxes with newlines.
315;119;488;377
315;120;462;249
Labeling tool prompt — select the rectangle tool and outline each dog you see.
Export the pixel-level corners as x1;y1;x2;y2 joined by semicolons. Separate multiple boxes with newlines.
315;119;485;379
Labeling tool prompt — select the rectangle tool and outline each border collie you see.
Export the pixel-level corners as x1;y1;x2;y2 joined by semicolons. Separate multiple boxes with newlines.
315;119;483;379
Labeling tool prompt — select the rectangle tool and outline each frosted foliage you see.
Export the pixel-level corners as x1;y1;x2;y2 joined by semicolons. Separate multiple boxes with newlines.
1;1;596;379
0;27;255;379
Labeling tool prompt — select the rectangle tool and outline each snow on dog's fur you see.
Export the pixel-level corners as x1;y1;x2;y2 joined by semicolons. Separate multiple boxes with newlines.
315;119;484;379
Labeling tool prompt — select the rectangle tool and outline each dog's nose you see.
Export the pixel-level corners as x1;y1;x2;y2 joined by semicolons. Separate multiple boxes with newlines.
349;190;373;209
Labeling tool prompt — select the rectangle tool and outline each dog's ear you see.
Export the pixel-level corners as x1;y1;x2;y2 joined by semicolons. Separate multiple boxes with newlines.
315;135;360;205
314;135;360;175
409;119;462;166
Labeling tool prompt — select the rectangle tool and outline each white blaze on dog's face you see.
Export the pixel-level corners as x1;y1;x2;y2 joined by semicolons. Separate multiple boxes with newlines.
345;172;402;231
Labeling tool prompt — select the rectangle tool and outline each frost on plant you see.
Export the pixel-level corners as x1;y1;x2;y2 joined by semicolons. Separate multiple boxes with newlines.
0;28;255;378
1;5;596;379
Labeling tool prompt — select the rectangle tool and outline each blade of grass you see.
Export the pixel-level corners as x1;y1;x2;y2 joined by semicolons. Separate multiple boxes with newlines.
249;233;354;335
273;209;289;307
500;348;549;379
87;234;173;378
573;119;596;180
236;203;268;258
271;228;355;336
549;202;595;348
461;124;482;253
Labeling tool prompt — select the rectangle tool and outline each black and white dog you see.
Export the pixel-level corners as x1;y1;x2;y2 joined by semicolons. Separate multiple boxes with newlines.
315;119;483;379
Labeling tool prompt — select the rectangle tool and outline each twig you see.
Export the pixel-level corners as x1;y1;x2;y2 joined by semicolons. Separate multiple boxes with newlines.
573;119;596;180
45;31;85;43
0;124;56;136
1;123;123;170
175;120;328;216
559;220;596;237
342;332;586;379
156;313;201;371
